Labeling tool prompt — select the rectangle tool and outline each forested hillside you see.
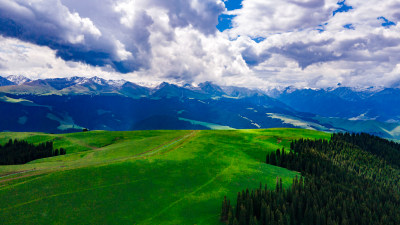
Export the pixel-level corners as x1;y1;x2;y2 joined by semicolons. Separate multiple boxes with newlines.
222;133;400;225
0;140;65;165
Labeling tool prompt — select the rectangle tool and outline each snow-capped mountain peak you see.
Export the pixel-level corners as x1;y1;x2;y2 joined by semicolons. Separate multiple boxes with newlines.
6;75;31;85
90;76;106;85
107;79;127;88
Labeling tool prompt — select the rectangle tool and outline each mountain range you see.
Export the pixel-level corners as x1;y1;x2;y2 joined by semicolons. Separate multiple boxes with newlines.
1;75;400;140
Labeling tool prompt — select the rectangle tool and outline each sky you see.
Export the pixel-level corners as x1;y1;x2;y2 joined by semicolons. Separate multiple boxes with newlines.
0;0;399;89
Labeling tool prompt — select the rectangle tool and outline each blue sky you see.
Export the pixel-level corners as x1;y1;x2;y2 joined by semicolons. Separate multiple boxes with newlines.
0;0;399;89
333;0;353;16
223;0;243;10
217;14;236;32
217;0;243;32
378;17;396;27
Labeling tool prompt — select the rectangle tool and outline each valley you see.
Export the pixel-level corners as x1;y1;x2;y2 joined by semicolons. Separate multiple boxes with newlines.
1;76;400;140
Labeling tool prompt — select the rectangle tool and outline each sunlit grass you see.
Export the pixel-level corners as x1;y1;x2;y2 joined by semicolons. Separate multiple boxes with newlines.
0;128;329;224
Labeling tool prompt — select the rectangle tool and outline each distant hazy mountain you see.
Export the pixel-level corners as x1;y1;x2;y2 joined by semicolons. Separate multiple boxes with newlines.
0;76;15;86
277;87;400;122
198;81;226;96
222;86;266;98
6;75;31;85
0;93;308;133
151;82;207;99
1;75;400;139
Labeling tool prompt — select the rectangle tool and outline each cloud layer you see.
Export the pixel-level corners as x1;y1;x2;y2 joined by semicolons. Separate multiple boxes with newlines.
0;0;400;89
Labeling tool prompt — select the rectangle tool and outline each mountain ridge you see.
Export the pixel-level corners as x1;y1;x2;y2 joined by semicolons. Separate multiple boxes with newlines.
1;75;396;100
0;75;271;100
1;75;400;140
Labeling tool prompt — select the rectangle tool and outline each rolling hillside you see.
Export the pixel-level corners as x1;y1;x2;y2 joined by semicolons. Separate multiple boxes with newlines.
0;129;329;224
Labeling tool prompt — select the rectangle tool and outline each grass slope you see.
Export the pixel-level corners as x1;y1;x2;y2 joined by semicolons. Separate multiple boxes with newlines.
0;129;329;224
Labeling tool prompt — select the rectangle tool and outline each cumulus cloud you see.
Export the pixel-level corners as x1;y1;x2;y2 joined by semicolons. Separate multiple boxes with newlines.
227;0;338;37
222;0;400;88
0;0;224;74
1;0;400;89
269;39;340;69
0;36;166;86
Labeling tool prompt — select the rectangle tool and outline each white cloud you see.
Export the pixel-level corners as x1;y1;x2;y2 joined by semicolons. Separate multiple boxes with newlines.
221;0;400;88
227;0;338;37
0;36;105;78
1;0;400;89
0;0;101;44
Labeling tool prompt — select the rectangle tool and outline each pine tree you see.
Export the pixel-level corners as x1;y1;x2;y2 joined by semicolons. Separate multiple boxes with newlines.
223;134;400;225
239;205;246;225
270;152;276;165
0;140;63;165
227;206;234;225
249;215;258;225
276;177;280;192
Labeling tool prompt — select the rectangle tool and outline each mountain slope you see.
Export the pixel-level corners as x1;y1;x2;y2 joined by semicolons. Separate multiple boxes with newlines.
6;75;31;85
0;93;322;133
1;75;400;139
0;77;14;86
277;87;400;122
0;129;328;224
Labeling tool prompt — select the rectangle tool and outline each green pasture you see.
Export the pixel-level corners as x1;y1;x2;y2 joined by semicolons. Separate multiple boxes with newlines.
0;128;329;224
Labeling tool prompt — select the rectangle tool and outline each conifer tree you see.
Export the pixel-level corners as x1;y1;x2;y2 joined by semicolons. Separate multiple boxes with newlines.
222;133;400;225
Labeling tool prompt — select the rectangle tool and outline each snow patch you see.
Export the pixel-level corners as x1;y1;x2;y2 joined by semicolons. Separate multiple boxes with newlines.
349;113;377;121
107;79;127;88
6;75;31;85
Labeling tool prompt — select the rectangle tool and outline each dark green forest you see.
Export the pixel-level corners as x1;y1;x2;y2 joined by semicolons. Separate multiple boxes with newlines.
0;139;66;165
221;133;400;225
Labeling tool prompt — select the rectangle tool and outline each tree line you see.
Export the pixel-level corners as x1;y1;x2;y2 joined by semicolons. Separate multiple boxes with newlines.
221;133;400;225
0;139;66;165
331;132;400;168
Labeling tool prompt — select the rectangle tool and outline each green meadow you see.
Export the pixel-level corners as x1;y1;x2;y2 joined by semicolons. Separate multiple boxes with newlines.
0;129;329;224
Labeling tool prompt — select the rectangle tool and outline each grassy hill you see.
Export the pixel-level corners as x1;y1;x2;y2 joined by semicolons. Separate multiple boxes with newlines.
0;129;329;224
